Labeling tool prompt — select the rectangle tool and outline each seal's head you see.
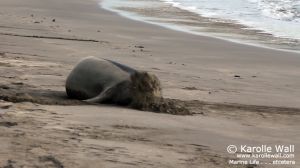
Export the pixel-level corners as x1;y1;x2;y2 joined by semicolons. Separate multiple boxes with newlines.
129;71;162;109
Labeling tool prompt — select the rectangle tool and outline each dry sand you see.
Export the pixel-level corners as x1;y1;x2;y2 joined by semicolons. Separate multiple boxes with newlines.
0;0;300;167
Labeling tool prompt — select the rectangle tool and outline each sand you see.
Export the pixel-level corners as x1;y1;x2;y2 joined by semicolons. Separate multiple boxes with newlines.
0;0;300;167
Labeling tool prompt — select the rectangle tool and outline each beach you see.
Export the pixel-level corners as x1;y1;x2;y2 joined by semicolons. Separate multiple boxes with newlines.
0;0;300;167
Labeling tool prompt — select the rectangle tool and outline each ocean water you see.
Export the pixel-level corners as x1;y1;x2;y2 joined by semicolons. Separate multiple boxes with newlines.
101;0;300;51
163;0;300;39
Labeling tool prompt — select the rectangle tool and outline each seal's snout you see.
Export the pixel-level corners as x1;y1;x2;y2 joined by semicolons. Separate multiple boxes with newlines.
130;71;162;110
131;71;162;98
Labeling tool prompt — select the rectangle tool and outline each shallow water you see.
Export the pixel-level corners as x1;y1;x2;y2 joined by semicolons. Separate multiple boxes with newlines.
101;0;300;52
163;0;300;39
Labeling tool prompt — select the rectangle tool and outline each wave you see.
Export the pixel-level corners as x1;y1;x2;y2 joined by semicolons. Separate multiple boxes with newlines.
255;0;300;21
160;0;300;40
101;0;300;52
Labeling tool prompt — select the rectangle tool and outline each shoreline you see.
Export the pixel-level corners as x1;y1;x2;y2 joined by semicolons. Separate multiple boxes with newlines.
101;0;300;54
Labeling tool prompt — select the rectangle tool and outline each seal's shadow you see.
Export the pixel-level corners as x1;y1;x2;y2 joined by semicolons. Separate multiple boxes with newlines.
44;90;191;115
0;87;192;115
0;88;86;105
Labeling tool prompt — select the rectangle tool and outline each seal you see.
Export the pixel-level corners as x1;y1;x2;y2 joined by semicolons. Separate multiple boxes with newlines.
65;56;162;106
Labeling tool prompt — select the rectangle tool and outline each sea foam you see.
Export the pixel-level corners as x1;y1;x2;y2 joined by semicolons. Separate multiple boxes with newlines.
161;0;300;40
101;0;300;52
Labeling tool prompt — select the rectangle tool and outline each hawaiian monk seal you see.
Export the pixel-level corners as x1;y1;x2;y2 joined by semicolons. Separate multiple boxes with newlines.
66;56;162;106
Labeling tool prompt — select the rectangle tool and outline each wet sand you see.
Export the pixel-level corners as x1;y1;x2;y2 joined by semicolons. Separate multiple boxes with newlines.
0;0;300;167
